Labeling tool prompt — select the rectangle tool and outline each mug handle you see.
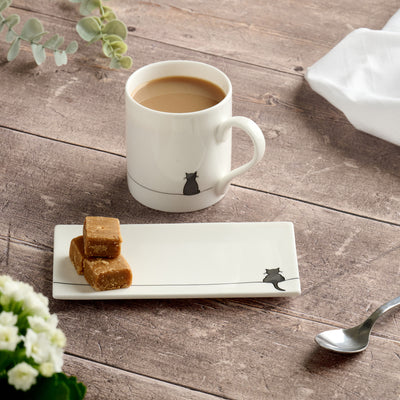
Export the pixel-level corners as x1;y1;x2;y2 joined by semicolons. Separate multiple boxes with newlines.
215;116;266;195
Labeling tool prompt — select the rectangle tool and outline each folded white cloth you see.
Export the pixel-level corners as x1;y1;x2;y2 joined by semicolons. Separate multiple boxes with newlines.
305;10;400;146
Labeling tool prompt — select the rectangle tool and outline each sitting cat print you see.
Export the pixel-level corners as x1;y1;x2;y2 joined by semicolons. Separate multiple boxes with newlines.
183;172;200;195
263;268;286;291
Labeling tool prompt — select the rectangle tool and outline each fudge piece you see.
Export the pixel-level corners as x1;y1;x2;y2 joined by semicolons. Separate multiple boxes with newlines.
83;255;132;291
83;216;122;258
69;236;85;275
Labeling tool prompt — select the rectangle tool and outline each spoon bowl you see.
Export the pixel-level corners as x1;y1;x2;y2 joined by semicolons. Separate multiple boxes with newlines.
315;295;400;353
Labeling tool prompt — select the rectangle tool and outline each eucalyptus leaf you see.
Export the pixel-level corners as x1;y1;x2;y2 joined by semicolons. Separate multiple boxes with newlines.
109;56;120;69
102;19;127;39
65;40;78;54
76;16;101;41
102;6;116;21
68;0;82;3
0;20;5;34
54;50;67;66
44;34;64;49
5;28;16;43
102;33;123;43
101;41;113;58
79;0;100;16
87;33;102;44
43;34;60;48
102;35;127;57
0;0;12;12
53;35;64;49
5;14;20;29
31;43;46;65
7;38;20;61
119;55;132;69
20;18;44;41
111;40;127;56
31;31;48;44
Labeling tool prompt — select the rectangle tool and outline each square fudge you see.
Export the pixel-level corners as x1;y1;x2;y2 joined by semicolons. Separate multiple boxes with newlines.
83;216;122;258
83;255;132;291
69;235;85;275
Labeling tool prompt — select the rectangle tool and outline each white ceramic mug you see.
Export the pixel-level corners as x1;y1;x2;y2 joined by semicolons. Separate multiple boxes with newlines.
125;60;265;212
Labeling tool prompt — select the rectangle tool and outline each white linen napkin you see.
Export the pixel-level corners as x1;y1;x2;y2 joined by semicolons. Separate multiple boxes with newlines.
305;10;400;146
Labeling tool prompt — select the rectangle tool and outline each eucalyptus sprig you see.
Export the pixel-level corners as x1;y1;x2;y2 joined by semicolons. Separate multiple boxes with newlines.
71;0;132;69
0;0;78;66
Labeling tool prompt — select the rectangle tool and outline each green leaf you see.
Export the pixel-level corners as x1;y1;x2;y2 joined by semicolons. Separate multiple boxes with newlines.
87;33;102;44
31;30;49;44
43;34;65;49
31;43;46;65
79;0;100;16
54;50;67;66
7;38;20;61
0;0;12;12
112;40;127;56
5;14;20;29
102;37;127;57
68;0;82;3
119;55;132;69
102;19;127;39
102;6;116;21
102;41;113;58
53;35;64;49
102;33;123;43
76;16;101;41
5;28;16;43
109;56;120;69
65;40;78;54
20;18;44;41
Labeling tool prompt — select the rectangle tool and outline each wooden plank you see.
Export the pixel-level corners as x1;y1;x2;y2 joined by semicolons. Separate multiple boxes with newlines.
2;240;400;399
1;40;400;229
10;0;398;71
1;11;399;226
1;130;400;398
62;355;226;400
1;129;399;331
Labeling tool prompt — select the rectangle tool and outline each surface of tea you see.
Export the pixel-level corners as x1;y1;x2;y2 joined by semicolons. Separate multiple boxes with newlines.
132;76;226;113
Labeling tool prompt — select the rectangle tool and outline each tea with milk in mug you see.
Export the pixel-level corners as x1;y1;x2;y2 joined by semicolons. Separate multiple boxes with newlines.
131;76;226;113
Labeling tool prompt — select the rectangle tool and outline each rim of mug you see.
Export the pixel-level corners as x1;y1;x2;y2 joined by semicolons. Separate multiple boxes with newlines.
125;60;232;116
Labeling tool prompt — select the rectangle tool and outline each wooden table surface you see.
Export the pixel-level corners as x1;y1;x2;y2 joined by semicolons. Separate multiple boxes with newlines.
1;1;400;399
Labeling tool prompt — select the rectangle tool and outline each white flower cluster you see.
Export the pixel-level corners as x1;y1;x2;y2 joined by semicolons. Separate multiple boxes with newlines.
0;275;66;392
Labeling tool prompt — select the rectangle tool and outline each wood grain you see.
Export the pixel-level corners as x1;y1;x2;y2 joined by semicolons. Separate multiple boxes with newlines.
1;1;400;399
1;129;400;334
2;239;400;399
0;14;399;225
62;355;226;400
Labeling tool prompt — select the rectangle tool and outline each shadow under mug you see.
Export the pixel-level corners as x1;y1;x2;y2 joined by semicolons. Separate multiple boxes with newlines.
125;60;265;212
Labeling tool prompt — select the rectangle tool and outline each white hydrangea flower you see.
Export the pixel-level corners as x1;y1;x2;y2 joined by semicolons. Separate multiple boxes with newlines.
51;328;66;348
0;275;13;290
0;275;69;391
0;311;18;326
28;315;51;333
39;362;55;378
24;329;52;364
23;292;50;319
0;277;35;308
7;362;39;391
0;325;20;351
49;345;64;372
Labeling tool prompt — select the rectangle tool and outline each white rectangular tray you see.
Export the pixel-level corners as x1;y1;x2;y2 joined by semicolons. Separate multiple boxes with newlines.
53;222;300;300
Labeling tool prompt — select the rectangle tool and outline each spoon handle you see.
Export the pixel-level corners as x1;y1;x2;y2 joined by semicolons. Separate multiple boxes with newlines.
367;295;400;325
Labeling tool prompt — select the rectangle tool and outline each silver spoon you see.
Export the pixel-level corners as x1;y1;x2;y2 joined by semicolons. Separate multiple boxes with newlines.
315;295;400;353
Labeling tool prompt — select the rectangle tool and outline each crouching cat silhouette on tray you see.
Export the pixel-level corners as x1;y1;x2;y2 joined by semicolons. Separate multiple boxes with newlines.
263;268;286;291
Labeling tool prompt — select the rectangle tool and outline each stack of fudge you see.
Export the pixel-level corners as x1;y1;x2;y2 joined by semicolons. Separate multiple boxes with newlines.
69;216;132;291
